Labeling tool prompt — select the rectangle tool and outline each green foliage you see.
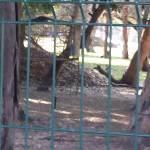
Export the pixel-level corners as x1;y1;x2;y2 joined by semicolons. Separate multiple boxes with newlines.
27;3;52;14
22;3;59;18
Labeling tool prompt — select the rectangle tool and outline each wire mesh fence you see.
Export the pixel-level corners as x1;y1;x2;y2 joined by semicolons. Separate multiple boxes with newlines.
0;0;150;150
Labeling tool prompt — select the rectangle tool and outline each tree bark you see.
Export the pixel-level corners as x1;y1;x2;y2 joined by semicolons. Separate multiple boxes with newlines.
0;3;19;150
122;6;129;59
66;4;81;58
18;4;25;82
129;70;150;149
139;71;150;149
121;27;150;85
142;57;150;72
103;10;109;58
85;4;104;51
37;4;81;89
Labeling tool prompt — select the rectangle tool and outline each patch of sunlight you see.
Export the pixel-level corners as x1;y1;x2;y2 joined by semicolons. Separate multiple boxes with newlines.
24;40;28;47
30;110;49;116
55;110;72;115
79;56;130;66
119;90;135;96
83;110;104;114
112;118;129;125
112;113;127;118
84;117;104;123
82;116;129;125
24;98;51;105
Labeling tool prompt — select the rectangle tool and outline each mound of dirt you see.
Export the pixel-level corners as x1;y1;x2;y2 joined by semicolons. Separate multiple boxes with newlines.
57;61;108;87
21;47;52;81
21;47;108;87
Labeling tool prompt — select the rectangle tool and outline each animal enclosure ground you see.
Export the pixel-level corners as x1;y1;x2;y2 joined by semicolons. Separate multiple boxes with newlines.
14;85;137;150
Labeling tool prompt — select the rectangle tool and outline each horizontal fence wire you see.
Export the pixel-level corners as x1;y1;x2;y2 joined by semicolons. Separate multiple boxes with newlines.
0;0;150;150
0;0;149;5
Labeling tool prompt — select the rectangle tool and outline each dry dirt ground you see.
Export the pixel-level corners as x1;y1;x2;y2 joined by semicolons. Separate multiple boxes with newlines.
14;84;138;150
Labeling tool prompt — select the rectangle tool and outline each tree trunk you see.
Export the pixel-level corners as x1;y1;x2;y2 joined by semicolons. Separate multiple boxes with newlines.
18;4;25;82
103;10;109;58
85;5;104;52
143;5;150;24
67;4;81;58
129;70;150;149
38;5;104;89
37;4;81;89
142;57;150;72
121;27;150;85
0;3;19;150
122;6;129;59
139;71;150;149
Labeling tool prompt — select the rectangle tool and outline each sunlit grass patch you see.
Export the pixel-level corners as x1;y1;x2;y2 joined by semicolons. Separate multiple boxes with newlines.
82;57;147;83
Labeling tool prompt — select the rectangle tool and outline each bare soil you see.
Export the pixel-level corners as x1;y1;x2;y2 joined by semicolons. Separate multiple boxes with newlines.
14;84;137;150
16;56;139;149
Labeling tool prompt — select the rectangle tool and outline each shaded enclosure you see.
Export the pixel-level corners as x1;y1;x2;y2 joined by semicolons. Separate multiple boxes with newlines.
0;1;150;150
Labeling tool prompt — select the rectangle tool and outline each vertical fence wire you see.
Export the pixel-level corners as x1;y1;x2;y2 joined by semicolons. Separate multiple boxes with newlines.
133;1;142;149
24;21;31;150
50;6;57;150
24;2;32;150
79;4;85;149
0;21;4;150
79;24;85;150
104;3;112;150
